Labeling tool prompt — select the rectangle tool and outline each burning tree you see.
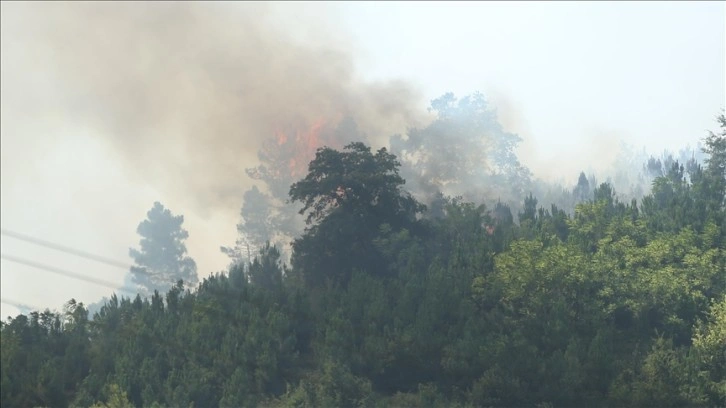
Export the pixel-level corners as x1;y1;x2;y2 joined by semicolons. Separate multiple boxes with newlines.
222;117;365;266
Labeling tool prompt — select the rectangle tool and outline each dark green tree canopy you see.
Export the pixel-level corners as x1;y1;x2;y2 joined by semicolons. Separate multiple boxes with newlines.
3;109;725;408
289;142;426;288
703;113;726;210
247;242;284;291
290;142;425;228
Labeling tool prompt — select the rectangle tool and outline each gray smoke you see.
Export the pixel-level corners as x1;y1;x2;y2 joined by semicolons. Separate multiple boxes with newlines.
1;2;424;218
2;1;713;267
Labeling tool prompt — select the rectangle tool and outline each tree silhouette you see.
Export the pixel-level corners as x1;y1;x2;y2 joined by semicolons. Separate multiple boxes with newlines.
128;202;197;297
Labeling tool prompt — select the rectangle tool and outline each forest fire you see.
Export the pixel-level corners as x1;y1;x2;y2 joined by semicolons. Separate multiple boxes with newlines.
272;118;339;179
246;116;349;200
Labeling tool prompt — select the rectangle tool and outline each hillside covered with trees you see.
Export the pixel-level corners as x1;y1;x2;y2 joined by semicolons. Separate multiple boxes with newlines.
2;114;725;407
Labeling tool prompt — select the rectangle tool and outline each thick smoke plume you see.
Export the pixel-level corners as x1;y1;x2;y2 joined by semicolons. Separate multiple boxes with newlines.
3;2;712;275
1;2;424;217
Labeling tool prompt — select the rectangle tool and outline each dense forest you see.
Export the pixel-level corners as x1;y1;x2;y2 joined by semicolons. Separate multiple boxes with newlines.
2;108;725;407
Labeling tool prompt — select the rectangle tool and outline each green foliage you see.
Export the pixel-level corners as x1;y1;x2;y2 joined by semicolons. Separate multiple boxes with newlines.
89;384;134;408
691;296;726;405
290;142;423;227
2;117;725;407
271;359;375;408
247;242;285;291
289;142;425;288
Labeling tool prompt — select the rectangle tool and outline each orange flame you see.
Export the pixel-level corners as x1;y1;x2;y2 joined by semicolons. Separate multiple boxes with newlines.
261;117;345;184
289;118;326;177
276;131;288;146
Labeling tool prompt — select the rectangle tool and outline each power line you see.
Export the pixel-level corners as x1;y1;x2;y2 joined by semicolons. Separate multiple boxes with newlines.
1;228;131;270
0;233;243;326
0;262;259;356
1;297;41;313
1;253;137;296
0;262;246;337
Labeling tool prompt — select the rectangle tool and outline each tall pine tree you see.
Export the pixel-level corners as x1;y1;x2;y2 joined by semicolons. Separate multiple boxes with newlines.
128;202;197;297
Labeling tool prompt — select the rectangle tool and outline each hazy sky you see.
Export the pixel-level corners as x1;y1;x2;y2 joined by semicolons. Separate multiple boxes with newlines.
1;1;724;318
337;2;724;161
